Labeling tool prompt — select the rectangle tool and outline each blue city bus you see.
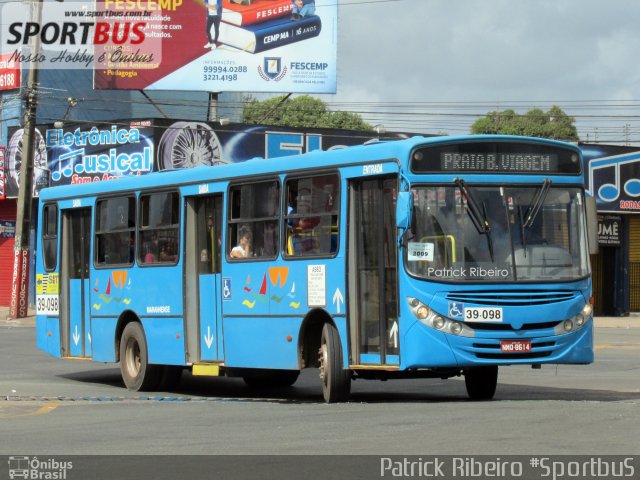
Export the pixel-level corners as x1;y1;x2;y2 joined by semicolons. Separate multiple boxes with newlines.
35;135;597;402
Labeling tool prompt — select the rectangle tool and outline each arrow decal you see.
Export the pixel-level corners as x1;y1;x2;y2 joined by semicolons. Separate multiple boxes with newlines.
204;326;214;349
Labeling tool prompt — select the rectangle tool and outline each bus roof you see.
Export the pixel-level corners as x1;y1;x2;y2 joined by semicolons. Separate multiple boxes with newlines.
38;134;581;201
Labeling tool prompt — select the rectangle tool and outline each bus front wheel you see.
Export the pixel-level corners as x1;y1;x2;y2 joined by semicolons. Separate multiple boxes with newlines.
464;366;498;400
120;322;162;391
318;323;351;403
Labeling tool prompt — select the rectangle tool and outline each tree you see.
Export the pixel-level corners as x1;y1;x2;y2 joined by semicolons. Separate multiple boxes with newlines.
471;105;579;141
242;95;374;131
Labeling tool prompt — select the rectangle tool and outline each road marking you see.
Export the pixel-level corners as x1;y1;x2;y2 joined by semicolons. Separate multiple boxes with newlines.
1;401;60;419
595;343;640;351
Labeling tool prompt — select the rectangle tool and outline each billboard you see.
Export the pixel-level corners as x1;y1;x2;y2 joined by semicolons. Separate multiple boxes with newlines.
5;120;155;197
581;143;640;213
3;120;414;198
93;0;338;93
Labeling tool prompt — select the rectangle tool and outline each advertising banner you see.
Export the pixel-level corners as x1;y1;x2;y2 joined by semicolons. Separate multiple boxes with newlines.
93;0;338;93
581;143;640;213
0;53;20;91
152;120;410;170
597;214;621;246
4;119;413;198
4;120;155;197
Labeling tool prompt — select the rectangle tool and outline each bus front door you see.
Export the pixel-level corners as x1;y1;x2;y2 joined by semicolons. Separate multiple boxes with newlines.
60;208;92;358
348;176;400;366
184;195;223;363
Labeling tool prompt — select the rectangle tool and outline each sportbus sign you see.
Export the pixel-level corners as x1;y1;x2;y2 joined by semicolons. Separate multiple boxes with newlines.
0;1;163;70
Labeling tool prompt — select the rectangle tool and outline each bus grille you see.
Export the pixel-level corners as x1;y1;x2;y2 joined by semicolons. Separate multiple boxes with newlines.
446;290;576;307
471;341;556;360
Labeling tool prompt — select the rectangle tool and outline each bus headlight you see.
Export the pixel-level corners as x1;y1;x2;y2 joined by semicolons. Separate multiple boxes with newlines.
554;304;592;334
406;298;474;337
450;322;463;335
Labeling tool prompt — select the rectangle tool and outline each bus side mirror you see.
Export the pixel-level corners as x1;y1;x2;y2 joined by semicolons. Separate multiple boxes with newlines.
585;195;599;255
396;191;413;230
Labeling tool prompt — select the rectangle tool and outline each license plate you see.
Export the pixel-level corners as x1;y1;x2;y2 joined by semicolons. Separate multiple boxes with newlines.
500;340;532;353
464;307;503;322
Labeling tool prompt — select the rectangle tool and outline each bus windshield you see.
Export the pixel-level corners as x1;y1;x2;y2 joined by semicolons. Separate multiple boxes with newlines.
406;184;590;282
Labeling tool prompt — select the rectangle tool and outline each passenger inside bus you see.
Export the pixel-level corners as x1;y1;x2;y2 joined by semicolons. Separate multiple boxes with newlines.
231;228;252;258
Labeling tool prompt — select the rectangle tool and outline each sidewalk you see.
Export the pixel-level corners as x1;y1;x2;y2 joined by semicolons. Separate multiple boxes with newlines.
0;305;638;328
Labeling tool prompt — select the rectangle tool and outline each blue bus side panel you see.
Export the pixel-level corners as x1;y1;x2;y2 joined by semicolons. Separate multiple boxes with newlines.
90;269;183;318
91;317;118;363
69;279;83;357
141;317;186;366
36;316;62;358
224;317;300;369
199;274;218;361
401;321;459;369
83;279;92;357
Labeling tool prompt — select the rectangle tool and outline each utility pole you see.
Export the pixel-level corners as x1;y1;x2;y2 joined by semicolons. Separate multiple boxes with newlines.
8;0;42;319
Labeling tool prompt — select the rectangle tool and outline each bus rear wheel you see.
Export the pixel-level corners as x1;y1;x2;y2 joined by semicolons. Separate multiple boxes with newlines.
120;322;162;391
318;323;351;403
464;366;498;400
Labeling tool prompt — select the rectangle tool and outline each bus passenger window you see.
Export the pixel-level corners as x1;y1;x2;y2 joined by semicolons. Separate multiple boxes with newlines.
284;173;339;258
138;192;180;265
95;196;136;267
42;204;58;271
227;180;279;260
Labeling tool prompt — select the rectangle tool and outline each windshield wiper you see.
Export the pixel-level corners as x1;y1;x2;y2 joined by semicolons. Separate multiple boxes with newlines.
517;199;527;255
523;179;552;229
455;178;494;262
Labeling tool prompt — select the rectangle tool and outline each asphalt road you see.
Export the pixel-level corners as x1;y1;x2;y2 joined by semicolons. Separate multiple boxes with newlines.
0;319;638;458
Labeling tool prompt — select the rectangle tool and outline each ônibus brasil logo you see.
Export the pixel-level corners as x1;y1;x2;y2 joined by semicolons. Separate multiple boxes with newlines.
8;456;73;480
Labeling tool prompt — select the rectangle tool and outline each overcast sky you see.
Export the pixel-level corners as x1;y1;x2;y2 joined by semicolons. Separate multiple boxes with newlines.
321;0;640;143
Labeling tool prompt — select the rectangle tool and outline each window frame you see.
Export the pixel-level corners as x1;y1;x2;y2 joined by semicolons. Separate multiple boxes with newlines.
282;171;341;260
42;203;59;272
137;190;181;267
94;194;137;268
226;178;281;261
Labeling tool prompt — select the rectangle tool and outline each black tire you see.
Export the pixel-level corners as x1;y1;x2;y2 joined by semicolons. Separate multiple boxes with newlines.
242;369;300;388
119;322;162;391
464;366;498;400
318;323;351;403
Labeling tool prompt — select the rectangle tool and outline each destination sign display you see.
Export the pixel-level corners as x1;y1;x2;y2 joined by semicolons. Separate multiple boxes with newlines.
411;141;581;175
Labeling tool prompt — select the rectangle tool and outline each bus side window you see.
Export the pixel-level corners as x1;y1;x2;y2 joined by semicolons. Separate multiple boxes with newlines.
42;204;59;271
138;191;180;265
284;173;339;258
227;180;280;260
95;196;136;267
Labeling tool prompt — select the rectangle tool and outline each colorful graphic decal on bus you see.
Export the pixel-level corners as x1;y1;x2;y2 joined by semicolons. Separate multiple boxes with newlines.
92;271;132;311
238;267;301;310
36;273;60;315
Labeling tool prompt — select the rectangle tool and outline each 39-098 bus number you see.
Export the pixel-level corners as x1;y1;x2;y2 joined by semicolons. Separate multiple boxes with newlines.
36;295;59;315
464;307;503;322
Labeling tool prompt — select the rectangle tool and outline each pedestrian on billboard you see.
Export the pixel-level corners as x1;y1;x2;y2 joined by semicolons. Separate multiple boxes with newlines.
204;0;223;49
